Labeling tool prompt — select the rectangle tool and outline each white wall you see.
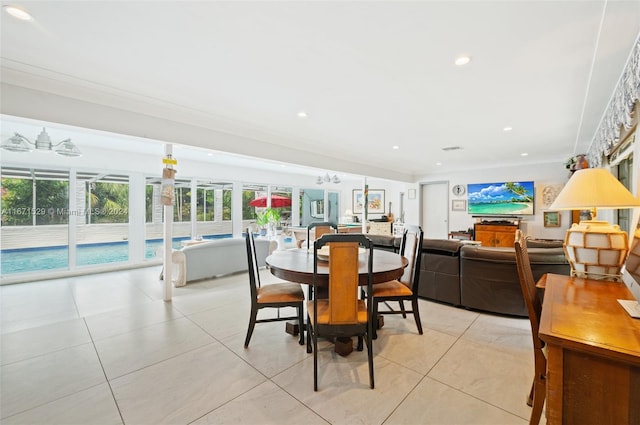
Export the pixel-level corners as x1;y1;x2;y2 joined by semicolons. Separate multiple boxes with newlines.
405;162;571;239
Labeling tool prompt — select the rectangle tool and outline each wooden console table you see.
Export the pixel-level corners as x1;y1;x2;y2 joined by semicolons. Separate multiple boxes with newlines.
539;273;640;424
473;222;518;247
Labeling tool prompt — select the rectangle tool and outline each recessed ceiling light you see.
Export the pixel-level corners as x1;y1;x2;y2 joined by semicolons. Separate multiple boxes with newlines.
503;126;513;132
436;162;442;166
3;5;33;21
392;145;399;150
297;111;308;118
454;55;471;66
521;152;529;157
207;153;213;157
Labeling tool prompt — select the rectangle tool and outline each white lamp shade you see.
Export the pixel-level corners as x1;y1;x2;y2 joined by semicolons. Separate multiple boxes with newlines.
550;167;640;280
549;168;640;212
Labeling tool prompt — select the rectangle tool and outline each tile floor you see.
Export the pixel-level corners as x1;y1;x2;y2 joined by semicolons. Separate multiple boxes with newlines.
0;266;545;424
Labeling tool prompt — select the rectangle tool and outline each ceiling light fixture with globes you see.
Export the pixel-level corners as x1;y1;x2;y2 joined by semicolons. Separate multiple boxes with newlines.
1;128;82;157
316;173;341;185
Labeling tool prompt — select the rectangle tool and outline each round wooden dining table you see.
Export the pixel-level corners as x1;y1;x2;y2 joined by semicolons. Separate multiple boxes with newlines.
266;248;408;285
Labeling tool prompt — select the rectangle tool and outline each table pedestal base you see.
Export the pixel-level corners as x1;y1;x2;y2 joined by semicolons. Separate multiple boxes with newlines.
285;320;300;336
334;337;353;356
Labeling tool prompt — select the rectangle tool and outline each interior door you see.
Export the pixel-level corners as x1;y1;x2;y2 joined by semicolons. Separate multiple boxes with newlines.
421;182;449;239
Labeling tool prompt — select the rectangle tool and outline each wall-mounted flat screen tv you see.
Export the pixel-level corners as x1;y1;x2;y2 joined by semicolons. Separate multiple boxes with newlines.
467;181;535;215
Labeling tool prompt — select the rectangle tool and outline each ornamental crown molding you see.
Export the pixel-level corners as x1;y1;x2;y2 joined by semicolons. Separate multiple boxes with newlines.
587;35;640;168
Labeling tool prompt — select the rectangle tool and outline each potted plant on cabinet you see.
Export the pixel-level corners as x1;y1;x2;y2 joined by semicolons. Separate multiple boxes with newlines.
256;210;270;236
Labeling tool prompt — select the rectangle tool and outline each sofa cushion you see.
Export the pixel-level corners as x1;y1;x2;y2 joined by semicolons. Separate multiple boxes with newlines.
460;245;566;264
526;238;564;248
459;245;569;316
171;237;274;286
421;238;463;256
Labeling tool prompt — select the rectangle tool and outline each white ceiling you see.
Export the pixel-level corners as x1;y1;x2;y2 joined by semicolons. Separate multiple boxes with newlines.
1;1;639;182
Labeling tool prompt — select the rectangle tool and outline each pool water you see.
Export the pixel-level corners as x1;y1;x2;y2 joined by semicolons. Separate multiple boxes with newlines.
1;235;231;275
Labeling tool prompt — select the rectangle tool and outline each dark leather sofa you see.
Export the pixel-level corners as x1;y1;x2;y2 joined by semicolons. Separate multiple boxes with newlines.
418;239;463;305
367;234;402;252
418;238;570;317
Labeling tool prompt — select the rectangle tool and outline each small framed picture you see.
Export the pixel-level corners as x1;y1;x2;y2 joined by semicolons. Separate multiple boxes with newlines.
352;189;385;214
544;211;561;227
452;199;466;211
408;189;416;199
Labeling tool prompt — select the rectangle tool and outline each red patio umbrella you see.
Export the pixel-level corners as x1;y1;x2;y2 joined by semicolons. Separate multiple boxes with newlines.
249;194;292;208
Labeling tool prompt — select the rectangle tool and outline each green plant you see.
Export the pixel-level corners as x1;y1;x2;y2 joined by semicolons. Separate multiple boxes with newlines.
256;210;270;228
269;208;281;227
255;207;281;229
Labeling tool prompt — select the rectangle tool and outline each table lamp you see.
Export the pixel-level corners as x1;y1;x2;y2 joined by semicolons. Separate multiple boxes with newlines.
549;167;640;280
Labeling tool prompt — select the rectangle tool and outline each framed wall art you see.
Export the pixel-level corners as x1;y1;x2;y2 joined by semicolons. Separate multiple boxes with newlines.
352;189;385;214
452;199;466;211
543;211;561;227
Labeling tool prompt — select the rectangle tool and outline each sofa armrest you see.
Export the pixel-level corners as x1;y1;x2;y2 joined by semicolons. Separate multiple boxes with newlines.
171;250;186;287
421;239;463;255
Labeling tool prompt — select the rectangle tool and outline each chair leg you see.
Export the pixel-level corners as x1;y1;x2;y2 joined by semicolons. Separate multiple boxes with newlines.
357;335;363;351
244;306;258;348
306;314;313;353
367;322;375;389
297;304;304;345
372;300;379;340
527;380;534;406
398;300;407;318
312;323;318;391
412;298;423;335
530;379;545;425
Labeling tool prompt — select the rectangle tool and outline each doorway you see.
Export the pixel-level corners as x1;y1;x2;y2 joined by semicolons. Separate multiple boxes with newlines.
420;182;449;239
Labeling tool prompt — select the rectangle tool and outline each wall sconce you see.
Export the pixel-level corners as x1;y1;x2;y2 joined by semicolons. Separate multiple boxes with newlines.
1;128;82;157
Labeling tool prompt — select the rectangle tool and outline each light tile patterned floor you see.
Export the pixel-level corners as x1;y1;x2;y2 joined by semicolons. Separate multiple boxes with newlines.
0;266;544;424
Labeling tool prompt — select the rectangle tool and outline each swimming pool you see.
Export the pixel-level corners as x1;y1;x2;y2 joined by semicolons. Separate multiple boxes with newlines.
1;235;231;275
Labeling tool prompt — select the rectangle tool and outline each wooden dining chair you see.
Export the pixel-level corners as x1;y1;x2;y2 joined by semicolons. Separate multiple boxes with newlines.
367;224;424;339
306;222;338;250
307;233;375;391
244;229;305;348
514;230;546;425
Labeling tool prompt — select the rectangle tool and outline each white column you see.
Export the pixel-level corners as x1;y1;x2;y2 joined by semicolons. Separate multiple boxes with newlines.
232;181;243;237
68;169;77;269
129;173;146;263
190;179;197;239
214;189;223;222
75;181;86;225
152;184;162;223
163;144;173;302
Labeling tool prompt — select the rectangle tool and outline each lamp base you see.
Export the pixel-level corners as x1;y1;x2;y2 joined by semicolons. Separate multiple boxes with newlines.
564;220;628;280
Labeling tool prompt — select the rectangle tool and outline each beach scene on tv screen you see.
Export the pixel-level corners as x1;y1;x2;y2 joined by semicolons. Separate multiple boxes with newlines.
467;181;534;215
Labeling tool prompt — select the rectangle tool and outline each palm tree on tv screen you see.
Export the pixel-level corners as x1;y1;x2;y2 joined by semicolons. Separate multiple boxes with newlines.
504;182;533;202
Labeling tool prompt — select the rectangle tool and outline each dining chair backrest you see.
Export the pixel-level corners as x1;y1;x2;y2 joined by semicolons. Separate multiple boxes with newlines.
310;233;375;390
314;233;374;325
243;227;305;348
307;222;338;249
398;225;423;292
514;230;543;341
514;230;546;425
245;229;262;295
328;241;361;324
